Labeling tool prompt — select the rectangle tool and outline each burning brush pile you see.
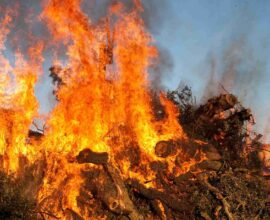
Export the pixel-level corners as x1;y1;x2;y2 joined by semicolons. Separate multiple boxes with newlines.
0;0;269;219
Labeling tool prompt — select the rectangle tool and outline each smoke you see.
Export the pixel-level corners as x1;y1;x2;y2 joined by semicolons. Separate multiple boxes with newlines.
201;56;219;101
0;0;58;116
262;116;270;143
200;4;268;104
81;0;168;32
0;0;49;56
149;46;174;89
217;38;265;103
200;35;268;139
142;0;174;89
202;31;267;100
0;0;175;112
219;39;244;93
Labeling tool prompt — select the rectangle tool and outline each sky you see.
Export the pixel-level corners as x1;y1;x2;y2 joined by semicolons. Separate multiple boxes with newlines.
1;0;270;138
149;0;270;136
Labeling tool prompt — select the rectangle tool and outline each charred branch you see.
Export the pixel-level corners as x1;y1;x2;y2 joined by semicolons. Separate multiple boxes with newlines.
198;172;235;220
104;163;143;220
128;179;189;213
76;149;108;165
154;140;177;158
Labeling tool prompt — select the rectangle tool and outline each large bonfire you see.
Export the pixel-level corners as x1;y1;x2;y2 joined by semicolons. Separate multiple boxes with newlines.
0;1;269;220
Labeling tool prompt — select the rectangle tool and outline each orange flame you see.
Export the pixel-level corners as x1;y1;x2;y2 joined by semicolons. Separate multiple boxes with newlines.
0;8;44;172
0;1;205;218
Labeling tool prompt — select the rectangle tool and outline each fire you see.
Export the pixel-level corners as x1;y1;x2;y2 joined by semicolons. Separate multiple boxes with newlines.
0;1;204;219
0;8;44;173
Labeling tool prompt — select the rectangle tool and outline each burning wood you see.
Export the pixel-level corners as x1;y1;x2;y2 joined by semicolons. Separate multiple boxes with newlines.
154;140;177;158
0;0;269;219
76;148;108;165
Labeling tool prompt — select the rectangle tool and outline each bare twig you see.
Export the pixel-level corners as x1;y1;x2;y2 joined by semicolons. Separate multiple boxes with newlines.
33;210;60;219
128;179;189;212
214;205;222;218
198;173;235;220
219;83;230;94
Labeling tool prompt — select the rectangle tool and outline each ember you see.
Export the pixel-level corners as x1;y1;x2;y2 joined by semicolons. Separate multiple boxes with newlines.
0;1;269;219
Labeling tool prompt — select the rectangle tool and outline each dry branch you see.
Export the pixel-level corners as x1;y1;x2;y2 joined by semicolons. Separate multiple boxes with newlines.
198;173;235;220
76;148;108;165
104;163;143;220
76;149;142;220
128;179;189;212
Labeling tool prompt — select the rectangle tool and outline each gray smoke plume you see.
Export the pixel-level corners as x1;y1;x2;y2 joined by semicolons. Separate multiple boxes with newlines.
200;36;267;138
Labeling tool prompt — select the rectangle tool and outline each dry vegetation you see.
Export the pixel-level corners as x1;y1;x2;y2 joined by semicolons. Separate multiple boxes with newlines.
1;86;270;220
